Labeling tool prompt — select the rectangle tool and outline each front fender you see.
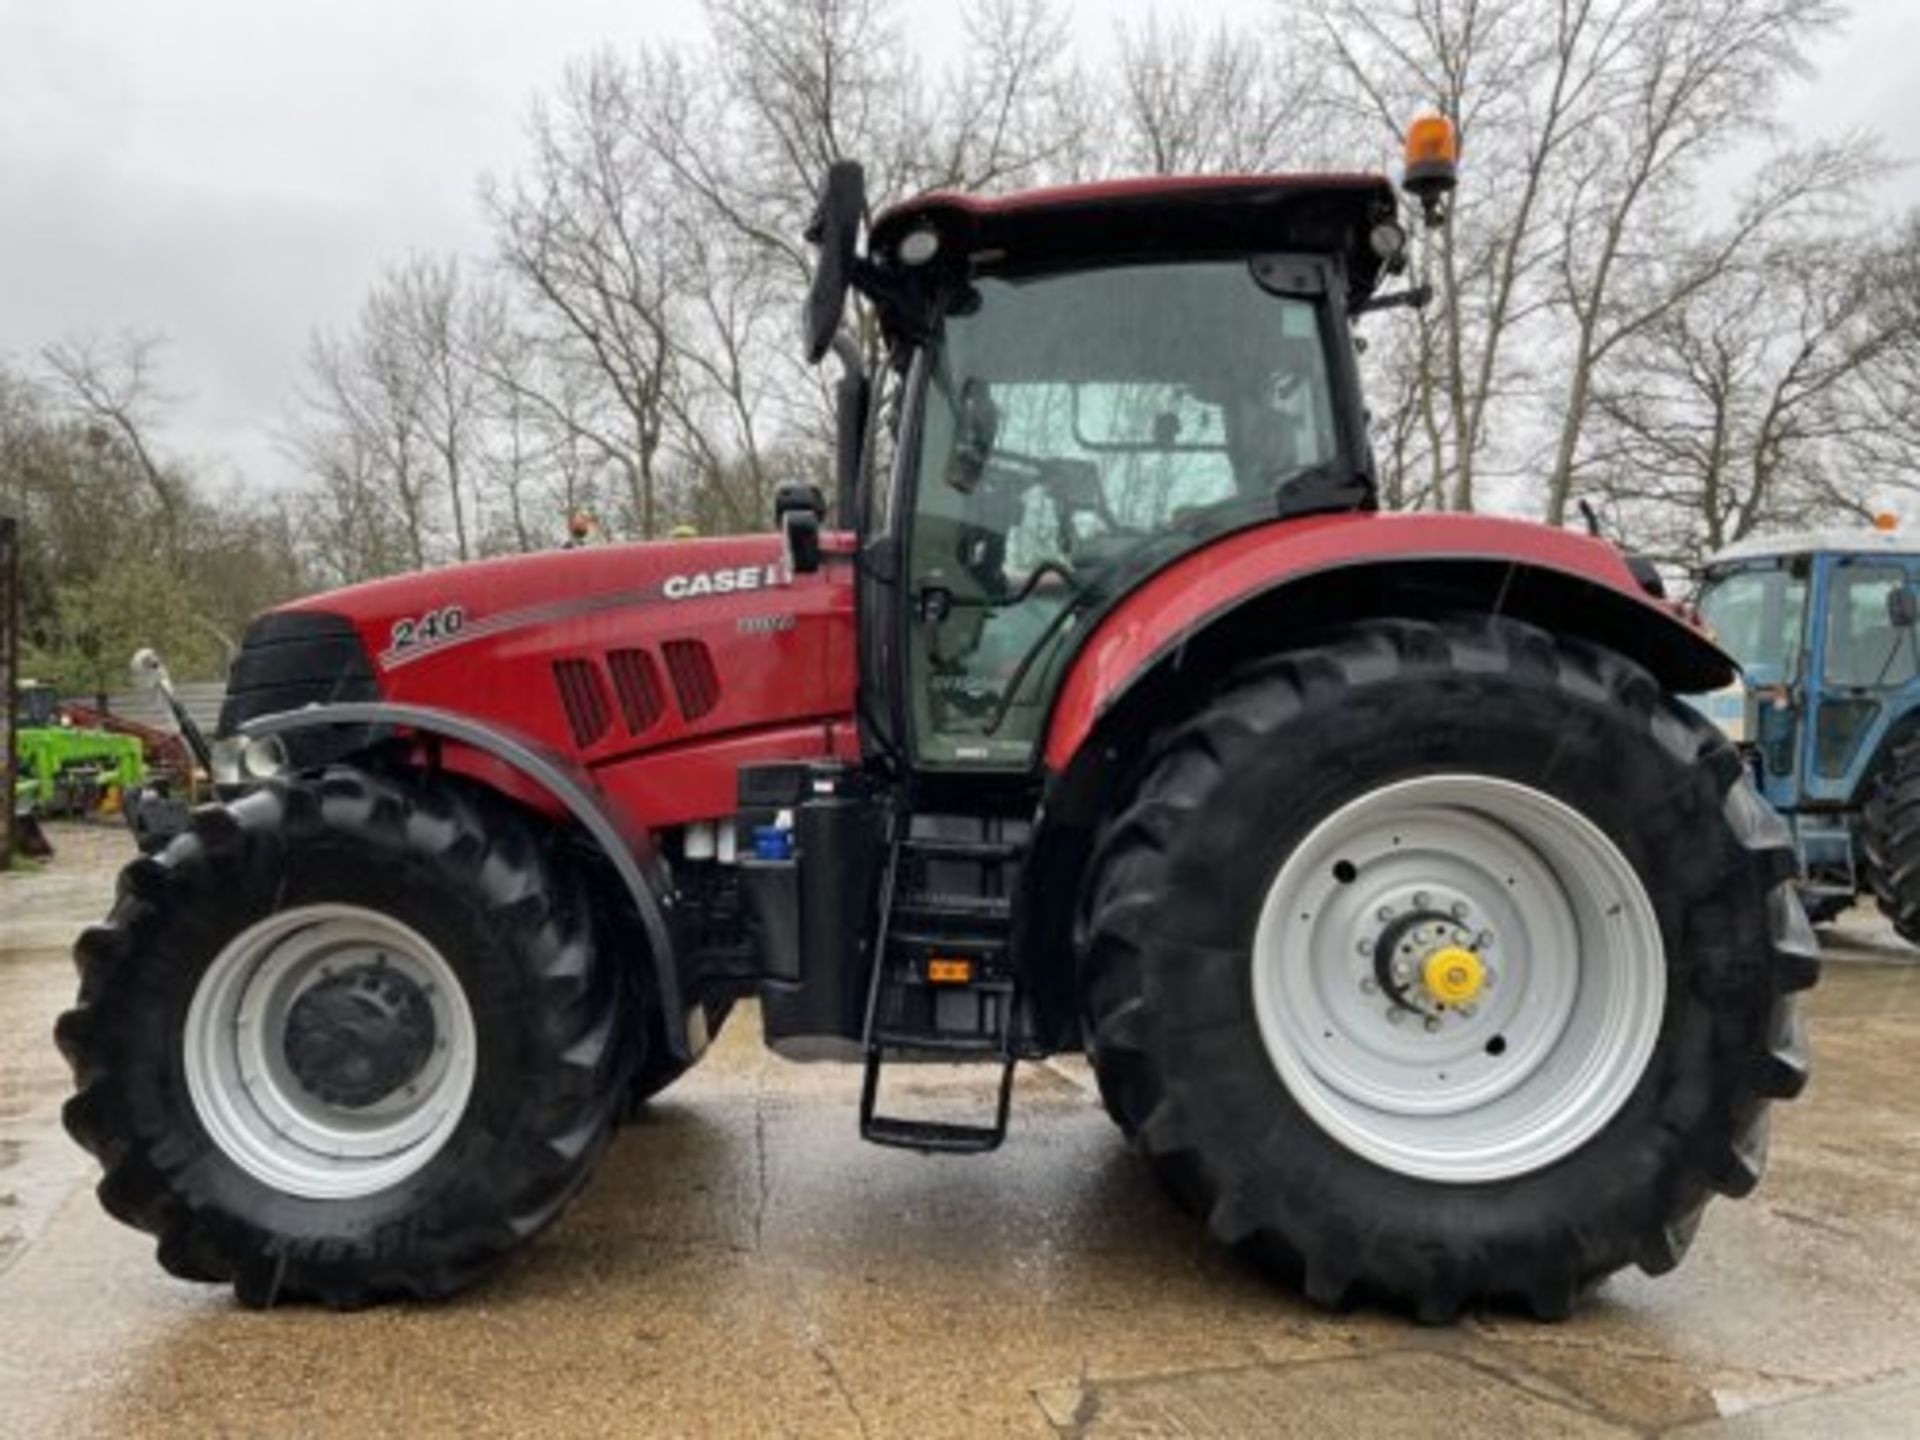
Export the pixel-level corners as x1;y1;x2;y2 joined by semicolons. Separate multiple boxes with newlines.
1042;512;1731;771
238;701;689;1063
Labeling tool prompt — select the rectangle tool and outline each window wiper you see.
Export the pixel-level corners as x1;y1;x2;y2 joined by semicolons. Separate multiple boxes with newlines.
940;558;1078;611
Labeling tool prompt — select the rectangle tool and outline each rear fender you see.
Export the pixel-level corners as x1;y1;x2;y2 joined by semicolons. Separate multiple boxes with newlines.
239;702;689;1062
1044;514;1731;776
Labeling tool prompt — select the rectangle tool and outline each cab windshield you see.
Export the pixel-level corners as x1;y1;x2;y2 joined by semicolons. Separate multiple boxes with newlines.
1696;563;1807;681
905;259;1346;766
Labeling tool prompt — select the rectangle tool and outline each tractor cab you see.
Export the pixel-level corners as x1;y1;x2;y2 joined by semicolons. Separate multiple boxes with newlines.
849;180;1394;776
806;172;1412;790
16;679;62;730
1695;523;1920;919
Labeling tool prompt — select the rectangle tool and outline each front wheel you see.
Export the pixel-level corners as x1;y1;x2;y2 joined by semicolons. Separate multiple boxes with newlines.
57;767;631;1306
1080;617;1817;1320
1862;736;1920;946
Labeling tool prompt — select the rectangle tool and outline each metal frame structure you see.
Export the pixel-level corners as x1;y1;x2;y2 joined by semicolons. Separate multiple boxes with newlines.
2;514;17;869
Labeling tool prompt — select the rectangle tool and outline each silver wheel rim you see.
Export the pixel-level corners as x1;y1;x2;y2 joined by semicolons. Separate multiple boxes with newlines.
1251;775;1665;1184
184;904;477;1200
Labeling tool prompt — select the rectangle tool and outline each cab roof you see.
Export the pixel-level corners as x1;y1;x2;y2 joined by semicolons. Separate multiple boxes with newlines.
1707;527;1920;566
868;174;1400;301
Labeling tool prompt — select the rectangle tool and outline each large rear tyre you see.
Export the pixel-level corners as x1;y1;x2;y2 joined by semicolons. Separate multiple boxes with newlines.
57;766;631;1306
1862;736;1920;946
1080;617;1817;1320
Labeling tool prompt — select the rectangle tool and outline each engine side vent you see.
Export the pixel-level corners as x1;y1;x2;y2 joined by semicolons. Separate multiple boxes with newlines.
661;639;721;721
606;648;667;735
551;658;612;749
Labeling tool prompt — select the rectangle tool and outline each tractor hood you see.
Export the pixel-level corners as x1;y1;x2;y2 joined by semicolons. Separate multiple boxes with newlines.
220;533;857;770
280;534;794;670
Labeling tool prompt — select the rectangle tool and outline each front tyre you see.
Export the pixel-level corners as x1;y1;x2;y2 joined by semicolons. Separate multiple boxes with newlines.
57;767;631;1306
1080;617;1817;1320
1862;736;1920;945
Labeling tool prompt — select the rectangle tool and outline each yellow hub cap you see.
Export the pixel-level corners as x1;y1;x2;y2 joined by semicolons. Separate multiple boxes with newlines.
1422;946;1485;1006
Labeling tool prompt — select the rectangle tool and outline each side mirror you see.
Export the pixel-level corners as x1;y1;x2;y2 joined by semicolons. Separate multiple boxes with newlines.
775;483;826;576
1888;585;1918;629
803;162;866;365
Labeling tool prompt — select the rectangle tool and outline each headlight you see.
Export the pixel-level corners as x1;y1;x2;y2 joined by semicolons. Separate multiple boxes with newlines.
211;734;288;785
241;735;289;780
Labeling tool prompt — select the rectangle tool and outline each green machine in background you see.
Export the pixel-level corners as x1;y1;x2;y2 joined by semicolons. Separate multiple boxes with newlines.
13;680;147;822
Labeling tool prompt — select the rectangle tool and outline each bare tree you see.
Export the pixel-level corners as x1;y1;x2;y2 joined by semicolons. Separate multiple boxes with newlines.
39;333;189;553
487;55;683;537
1538;0;1848;524
1111;14;1317;175
1583;230;1898;567
1287;0;1846;518
382;257;490;561
295;299;436;570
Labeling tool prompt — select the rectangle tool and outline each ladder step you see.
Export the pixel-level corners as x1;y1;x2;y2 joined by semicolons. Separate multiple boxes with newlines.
893;891;1012;925
872;1028;1007;1055
885;930;1010;958
860;823;1019;1155
900;836;1023;862
860;1115;1007;1155
859;1047;1018;1154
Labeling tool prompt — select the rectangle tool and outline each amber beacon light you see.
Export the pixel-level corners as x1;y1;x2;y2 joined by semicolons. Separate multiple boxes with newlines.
1402;114;1458;226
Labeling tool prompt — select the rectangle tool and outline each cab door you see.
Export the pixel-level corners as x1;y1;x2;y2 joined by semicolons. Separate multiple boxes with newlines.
854;357;914;763
1804;555;1920;804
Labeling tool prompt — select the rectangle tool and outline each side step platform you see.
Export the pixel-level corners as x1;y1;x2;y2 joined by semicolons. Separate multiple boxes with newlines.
859;824;1022;1154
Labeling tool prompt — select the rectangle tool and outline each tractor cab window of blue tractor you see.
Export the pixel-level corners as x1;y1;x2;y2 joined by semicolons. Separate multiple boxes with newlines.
906;259;1341;767
1697;564;1808;682
1823;564;1920;689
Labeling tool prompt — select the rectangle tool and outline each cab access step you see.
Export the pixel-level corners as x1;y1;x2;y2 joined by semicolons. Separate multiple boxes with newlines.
860;828;1022;1153
732;763;1028;1153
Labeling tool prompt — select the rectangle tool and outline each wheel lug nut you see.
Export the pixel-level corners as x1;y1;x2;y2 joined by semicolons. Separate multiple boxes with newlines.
1387;1009;1405;1025
1356;939;1372;956
1423;1017;1441;1033
1360;977;1378;994
1377;906;1394;922
1413;891;1430;908
1476;931;1494;949
1451;902;1468;919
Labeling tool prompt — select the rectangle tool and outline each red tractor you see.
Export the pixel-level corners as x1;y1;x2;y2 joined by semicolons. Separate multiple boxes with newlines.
58;123;1814;1319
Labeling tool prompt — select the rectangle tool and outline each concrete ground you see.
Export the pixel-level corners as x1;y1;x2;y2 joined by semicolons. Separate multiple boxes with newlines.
3;823;1919;1439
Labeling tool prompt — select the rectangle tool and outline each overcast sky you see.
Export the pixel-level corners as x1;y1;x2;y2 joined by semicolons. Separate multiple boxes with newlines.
2;0;1915;497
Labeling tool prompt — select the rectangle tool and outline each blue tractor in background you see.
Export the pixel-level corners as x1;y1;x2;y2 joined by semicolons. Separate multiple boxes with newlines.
1696;524;1920;935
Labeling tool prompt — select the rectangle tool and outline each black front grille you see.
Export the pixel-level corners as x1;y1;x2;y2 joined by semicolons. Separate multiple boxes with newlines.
218;611;379;735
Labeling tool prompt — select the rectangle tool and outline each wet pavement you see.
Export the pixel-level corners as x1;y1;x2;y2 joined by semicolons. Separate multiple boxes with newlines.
3;822;1919;1438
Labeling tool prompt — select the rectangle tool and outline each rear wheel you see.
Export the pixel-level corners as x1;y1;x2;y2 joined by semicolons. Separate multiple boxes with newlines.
1080;617;1817;1319
1862;736;1920;946
57;767;631;1306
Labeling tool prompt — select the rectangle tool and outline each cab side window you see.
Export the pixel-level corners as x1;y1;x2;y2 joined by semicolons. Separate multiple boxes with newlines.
1824;565;1919;688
